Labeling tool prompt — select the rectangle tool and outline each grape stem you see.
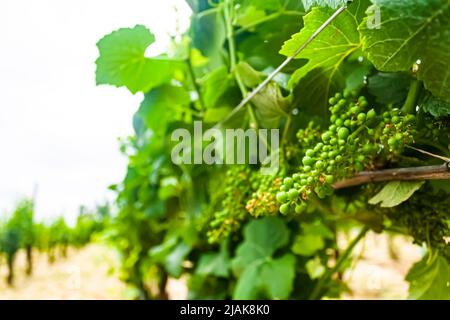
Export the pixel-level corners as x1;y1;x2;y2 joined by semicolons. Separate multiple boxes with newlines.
333;163;450;189
224;0;259;129
402;79;421;114
186;52;205;111
309;226;370;300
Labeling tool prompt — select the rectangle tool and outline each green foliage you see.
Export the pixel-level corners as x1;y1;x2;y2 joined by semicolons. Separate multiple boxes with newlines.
369;181;425;208
406;253;450;300
231;217;295;299
280;0;370;114
96;25;184;94
95;0;450;300
360;0;450;102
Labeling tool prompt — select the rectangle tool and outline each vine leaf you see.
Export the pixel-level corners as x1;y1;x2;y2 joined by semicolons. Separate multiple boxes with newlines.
406;253;450;300
301;0;347;11
196;242;230;278
368;72;411;105
200;66;236;109
360;0;450;102
137;85;191;136
235;61;264;88
231;217;295;299
369;181;425;208
280;0;370;115
251;82;291;129
96;25;183;94
292;220;334;256
422;96;450;118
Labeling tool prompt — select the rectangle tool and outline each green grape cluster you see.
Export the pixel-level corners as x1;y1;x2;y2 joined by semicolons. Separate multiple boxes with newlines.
382;186;450;260
207;166;253;243
246;175;283;218
381;109;417;156
276;91;416;215
295;121;323;155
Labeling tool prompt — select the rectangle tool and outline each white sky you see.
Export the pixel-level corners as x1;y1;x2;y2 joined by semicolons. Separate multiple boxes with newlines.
0;0;191;224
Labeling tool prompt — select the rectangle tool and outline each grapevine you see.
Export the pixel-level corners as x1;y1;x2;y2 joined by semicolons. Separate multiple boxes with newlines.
93;0;450;300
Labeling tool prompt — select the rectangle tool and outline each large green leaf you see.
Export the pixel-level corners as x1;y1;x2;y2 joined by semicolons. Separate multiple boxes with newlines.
280;0;370;114
406;253;450;300
137;85;190;136
96;25;182;94
231;217;295;299
369;181;425;208
360;0;450;102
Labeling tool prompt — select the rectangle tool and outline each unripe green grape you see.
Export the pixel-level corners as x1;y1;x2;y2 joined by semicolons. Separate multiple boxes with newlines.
288;188;299;200
315;160;325;170
276;191;289;204
325;175;334;184
302;156;315;166
367;109;376;120
280;203;290;215
283;177;294;188
305;149;315;157
350;106;360;114
322;132;332;142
